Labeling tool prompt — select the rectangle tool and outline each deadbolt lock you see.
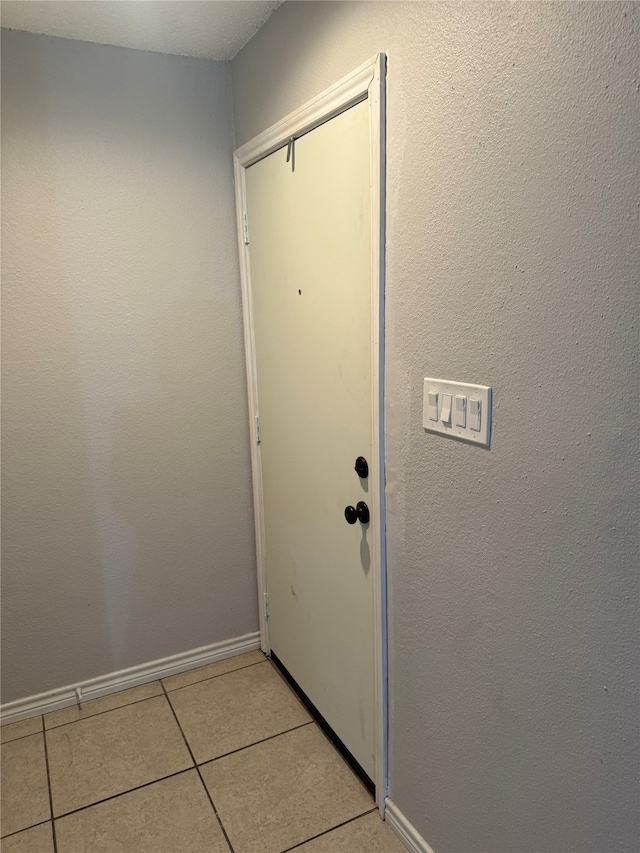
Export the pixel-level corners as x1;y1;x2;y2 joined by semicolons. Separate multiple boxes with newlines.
354;457;369;478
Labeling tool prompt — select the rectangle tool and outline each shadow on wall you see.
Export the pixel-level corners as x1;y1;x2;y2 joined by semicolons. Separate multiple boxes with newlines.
108;304;251;666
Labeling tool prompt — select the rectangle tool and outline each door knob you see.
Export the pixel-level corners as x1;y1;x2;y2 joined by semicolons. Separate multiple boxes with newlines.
344;501;370;525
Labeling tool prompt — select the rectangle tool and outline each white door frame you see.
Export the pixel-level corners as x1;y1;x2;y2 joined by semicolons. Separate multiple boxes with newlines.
233;54;387;810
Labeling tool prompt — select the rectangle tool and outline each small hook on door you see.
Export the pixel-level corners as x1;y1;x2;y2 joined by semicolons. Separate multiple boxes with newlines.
286;136;296;172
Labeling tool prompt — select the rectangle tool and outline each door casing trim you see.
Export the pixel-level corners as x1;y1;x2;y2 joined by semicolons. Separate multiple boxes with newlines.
233;54;387;811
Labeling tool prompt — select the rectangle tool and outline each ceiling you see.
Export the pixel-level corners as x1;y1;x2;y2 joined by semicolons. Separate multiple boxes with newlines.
0;1;283;60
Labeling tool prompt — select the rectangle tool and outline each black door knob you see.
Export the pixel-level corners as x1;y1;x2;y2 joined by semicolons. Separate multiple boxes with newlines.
344;505;358;524
356;501;370;524
344;501;370;525
354;456;369;478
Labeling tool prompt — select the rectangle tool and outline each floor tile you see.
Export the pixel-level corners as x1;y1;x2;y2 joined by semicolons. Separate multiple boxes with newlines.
162;650;266;692
0;717;42;745
44;681;163;730
55;770;229;853
46;695;192;816
200;724;373;853
0;734;51;837
168;660;310;763
0;823;54;853
294;811;406;852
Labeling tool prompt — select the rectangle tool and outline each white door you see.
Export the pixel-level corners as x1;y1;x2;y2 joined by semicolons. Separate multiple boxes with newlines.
245;99;376;780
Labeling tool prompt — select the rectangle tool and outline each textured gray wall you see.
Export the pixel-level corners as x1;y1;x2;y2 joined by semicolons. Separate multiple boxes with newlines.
2;31;258;703
232;4;639;852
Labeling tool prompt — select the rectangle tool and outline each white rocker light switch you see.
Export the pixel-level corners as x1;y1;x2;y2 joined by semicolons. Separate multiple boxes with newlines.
469;398;481;432
423;378;492;446
427;391;438;422
441;394;452;426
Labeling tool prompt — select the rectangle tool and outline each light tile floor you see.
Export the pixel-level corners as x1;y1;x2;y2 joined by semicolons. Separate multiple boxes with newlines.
1;652;405;853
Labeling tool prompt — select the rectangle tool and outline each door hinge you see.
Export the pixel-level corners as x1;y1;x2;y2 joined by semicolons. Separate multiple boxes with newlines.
255;415;261;444
263;592;269;620
243;213;250;245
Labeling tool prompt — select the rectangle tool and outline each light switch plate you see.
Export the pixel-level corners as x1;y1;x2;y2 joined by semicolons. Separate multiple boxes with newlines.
423;378;492;446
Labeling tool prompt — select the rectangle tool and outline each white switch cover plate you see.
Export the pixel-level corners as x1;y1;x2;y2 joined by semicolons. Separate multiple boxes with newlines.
423;378;492;446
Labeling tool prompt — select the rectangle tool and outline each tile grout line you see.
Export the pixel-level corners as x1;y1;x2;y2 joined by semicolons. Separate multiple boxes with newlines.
268;653;375;798
50;768;194;824
22;711;314;832
258;660;380;850
11;656;363;851
1;731;44;745
10;675;379;853
165;659;267;695
42;727;58;853
0;718;44;745
45;692;162;732
38;657;268;734
42;694;163;733
196;720;315;768
0;818;51;841
280;806;379;853
161;682;236;853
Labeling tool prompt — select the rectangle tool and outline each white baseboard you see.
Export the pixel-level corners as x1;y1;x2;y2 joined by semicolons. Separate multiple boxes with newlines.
1;631;261;725
385;798;437;853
